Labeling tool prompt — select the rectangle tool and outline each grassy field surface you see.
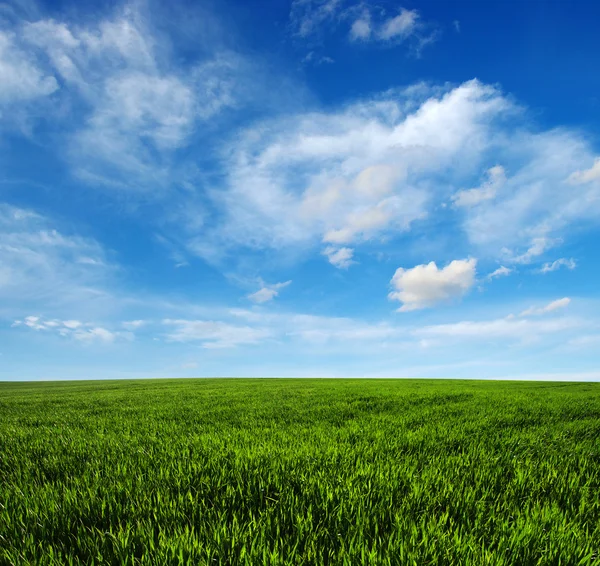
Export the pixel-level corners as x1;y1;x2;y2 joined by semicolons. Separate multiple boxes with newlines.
1;378;599;565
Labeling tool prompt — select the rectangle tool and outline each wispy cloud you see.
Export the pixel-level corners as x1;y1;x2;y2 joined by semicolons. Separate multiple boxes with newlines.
290;1;438;58
519;297;571;317
452;165;505;208
166;78;600;273
538;258;577;274
567;157;600;185
485;266;513;281
162;319;272;349
2;3;252;191
0;28;57;104
0;204;112;313
416;312;582;343
190;80;506;266
248;280;292;303
290;0;343;38
12;315;133;342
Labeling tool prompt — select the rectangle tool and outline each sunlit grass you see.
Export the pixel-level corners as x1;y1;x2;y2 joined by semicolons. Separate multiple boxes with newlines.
1;378;599;564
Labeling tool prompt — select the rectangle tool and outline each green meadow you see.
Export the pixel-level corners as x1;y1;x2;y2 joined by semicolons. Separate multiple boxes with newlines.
0;378;599;565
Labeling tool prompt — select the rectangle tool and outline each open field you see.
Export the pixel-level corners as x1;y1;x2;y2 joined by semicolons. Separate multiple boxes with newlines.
1;378;599;565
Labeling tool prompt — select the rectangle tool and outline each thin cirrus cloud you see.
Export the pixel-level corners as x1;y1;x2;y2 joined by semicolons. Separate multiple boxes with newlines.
389;259;477;312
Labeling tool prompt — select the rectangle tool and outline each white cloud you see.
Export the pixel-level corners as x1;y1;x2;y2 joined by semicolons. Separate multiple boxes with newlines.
286;314;398;343
192;80;508;264
175;78;600;269
485;266;513;280
389;258;477;311
228;308;402;345
538;258;577;273
416;314;581;342
349;12;371;41
323;246;355;269
12;314;131;343
302;51;335;65
72;327;121;343
452;165;505;208
519;297;571;317
248;280;292;303
0;29;58;105
8;6;248;190
291;1;437;54
290;0;342;38
502;237;561;265
378;8;419;41
162;319;272;348
0;204;112;311
461;128;600;261
567;157;600;185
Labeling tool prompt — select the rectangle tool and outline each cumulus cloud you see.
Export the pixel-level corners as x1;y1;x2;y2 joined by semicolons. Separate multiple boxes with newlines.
248;280;292;303
519;297;571;317
452;165;505;208
169;78;600;270
389;258;477;311
192;80;508;264
538;258;577;273
323;246;355;269
567;157;600;185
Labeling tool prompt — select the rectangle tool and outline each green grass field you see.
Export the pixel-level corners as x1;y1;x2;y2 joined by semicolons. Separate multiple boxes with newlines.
1;379;599;565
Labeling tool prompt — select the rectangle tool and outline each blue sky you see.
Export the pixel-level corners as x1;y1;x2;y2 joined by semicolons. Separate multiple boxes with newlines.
1;0;600;380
